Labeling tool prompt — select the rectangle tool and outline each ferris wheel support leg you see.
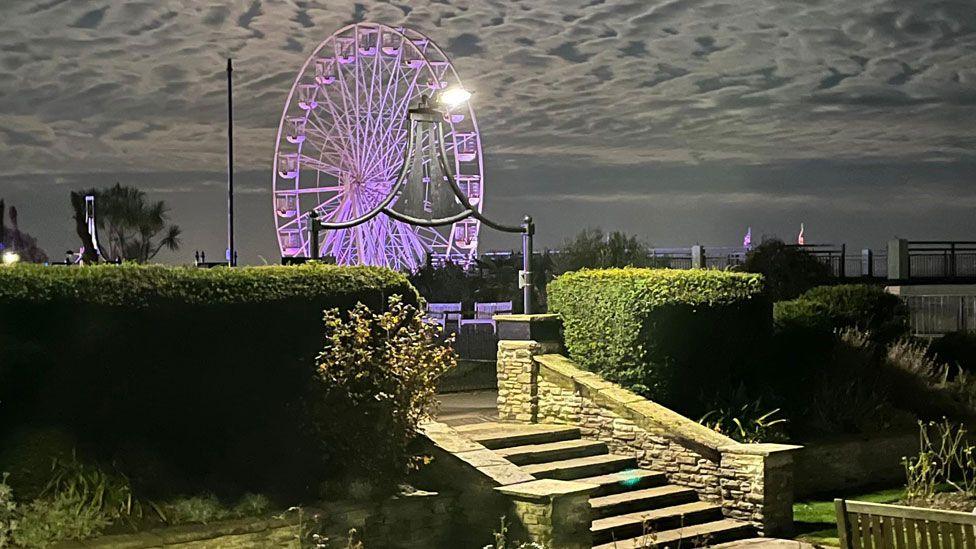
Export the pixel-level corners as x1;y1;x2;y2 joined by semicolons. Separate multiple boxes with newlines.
521;216;535;315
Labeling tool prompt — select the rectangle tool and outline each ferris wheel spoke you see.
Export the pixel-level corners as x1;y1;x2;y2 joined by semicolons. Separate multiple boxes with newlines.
332;57;362;170
302;119;350;159
360;52;404;175
308;107;356;170
360;56;424;180
298;154;345;179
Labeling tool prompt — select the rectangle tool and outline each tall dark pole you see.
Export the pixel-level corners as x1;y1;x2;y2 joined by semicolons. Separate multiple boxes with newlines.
522;216;534;315
226;58;236;266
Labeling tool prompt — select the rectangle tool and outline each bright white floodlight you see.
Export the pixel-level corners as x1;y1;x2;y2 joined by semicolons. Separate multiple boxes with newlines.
439;87;472;108
1;251;20;265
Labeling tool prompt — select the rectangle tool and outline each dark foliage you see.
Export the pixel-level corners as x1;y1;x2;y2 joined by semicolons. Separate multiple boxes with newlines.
929;331;976;377
553;228;655;275
548;268;770;416
743;239;833;301
774;284;909;343
0;264;417;501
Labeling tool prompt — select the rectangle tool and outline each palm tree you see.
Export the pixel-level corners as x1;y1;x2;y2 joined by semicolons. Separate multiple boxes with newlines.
0;199;49;263
70;183;182;263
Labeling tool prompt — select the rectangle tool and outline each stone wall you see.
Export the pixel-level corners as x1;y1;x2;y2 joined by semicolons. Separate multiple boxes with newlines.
793;431;918;497
495;314;800;537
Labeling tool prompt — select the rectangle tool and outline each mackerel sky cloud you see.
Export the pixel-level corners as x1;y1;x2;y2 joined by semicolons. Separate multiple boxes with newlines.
1;0;974;263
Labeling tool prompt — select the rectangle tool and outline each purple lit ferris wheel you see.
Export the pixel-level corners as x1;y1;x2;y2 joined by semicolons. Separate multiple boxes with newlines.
272;23;485;270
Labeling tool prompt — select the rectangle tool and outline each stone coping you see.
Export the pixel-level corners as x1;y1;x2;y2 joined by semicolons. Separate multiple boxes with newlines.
57;491;445;548
534;353;802;462
421;420;535;487
493;314;560;322
55;514;296;548
495;479;597;503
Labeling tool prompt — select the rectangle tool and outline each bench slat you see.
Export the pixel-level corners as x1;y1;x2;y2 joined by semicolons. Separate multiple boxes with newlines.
905;518;920;549
928;519;941;549
892;516;905;549
964;522;976;549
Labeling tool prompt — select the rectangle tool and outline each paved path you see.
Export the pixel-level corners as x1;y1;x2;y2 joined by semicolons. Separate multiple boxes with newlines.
436;389;498;426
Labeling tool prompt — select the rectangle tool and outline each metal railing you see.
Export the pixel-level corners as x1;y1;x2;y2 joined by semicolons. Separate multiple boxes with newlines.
902;294;976;336
907;241;976;279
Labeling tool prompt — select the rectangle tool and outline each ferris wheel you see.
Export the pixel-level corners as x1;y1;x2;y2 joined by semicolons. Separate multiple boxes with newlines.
272;23;485;271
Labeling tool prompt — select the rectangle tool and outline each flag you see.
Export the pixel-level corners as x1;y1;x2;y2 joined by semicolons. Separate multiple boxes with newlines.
797;223;805;245
743;227;752;250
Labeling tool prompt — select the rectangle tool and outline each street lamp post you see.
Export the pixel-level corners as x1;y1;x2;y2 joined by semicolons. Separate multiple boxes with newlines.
309;91;536;313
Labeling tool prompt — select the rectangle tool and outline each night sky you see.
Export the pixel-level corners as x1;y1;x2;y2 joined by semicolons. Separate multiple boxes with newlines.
1;0;974;264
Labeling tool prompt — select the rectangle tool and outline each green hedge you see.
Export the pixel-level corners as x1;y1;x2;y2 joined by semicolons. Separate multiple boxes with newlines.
0;264;417;500
548;268;770;413
773;284;908;342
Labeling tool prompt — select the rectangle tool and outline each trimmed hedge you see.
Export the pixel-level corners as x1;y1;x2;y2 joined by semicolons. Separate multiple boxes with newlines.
773;284;908;342
0;264;417;500
548;268;770;413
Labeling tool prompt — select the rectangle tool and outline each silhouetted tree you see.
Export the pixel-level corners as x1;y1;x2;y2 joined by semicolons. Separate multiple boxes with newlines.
70;183;181;263
553;227;653;274
0;200;49;263
743;238;832;301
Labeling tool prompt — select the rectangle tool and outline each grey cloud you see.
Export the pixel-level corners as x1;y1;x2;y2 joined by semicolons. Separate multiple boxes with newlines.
0;0;974;264
71;6;108;29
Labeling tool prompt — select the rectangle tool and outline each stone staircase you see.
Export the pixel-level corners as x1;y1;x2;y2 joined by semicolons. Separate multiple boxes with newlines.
455;422;753;548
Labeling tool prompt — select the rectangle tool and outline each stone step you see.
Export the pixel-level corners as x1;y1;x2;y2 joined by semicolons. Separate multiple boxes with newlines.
590;485;699;520
590;501;723;545
495;439;608;466
522;454;637;480
455;422;581;450
574;469;669;497
592;518;754;549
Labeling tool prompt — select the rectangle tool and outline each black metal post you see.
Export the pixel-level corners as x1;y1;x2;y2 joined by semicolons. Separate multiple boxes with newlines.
839;243;846;278
226;58;236;267
309;211;320;260
522;216;534;315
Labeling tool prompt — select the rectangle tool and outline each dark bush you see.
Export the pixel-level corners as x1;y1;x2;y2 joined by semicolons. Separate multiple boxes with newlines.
548;268;770;415
774;284;908;342
743;239;833;301
929;331;976;376
0;264;417;500
306;297;454;496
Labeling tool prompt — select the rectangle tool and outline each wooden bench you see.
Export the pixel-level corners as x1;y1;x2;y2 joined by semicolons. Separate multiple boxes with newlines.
836;499;976;548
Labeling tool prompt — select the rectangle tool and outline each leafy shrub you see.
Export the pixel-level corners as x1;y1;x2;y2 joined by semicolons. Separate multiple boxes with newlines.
159;493;268;525
884;338;976;420
548;268;769;414
1;473;16;548
553;228;659;275
13;491;110;547
743;239;833;301
800;330;903;435
699;385;788;443
306;297;455;496
0;264;417;500
774;284;908;342
904;419;976;508
929;331;976;376
40;455;135;524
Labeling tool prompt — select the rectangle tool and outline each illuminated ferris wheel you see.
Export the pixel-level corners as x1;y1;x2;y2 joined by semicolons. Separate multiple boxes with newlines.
272;23;485;270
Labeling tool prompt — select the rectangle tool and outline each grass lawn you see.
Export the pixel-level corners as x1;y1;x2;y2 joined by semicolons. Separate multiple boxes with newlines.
793;486;905;547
